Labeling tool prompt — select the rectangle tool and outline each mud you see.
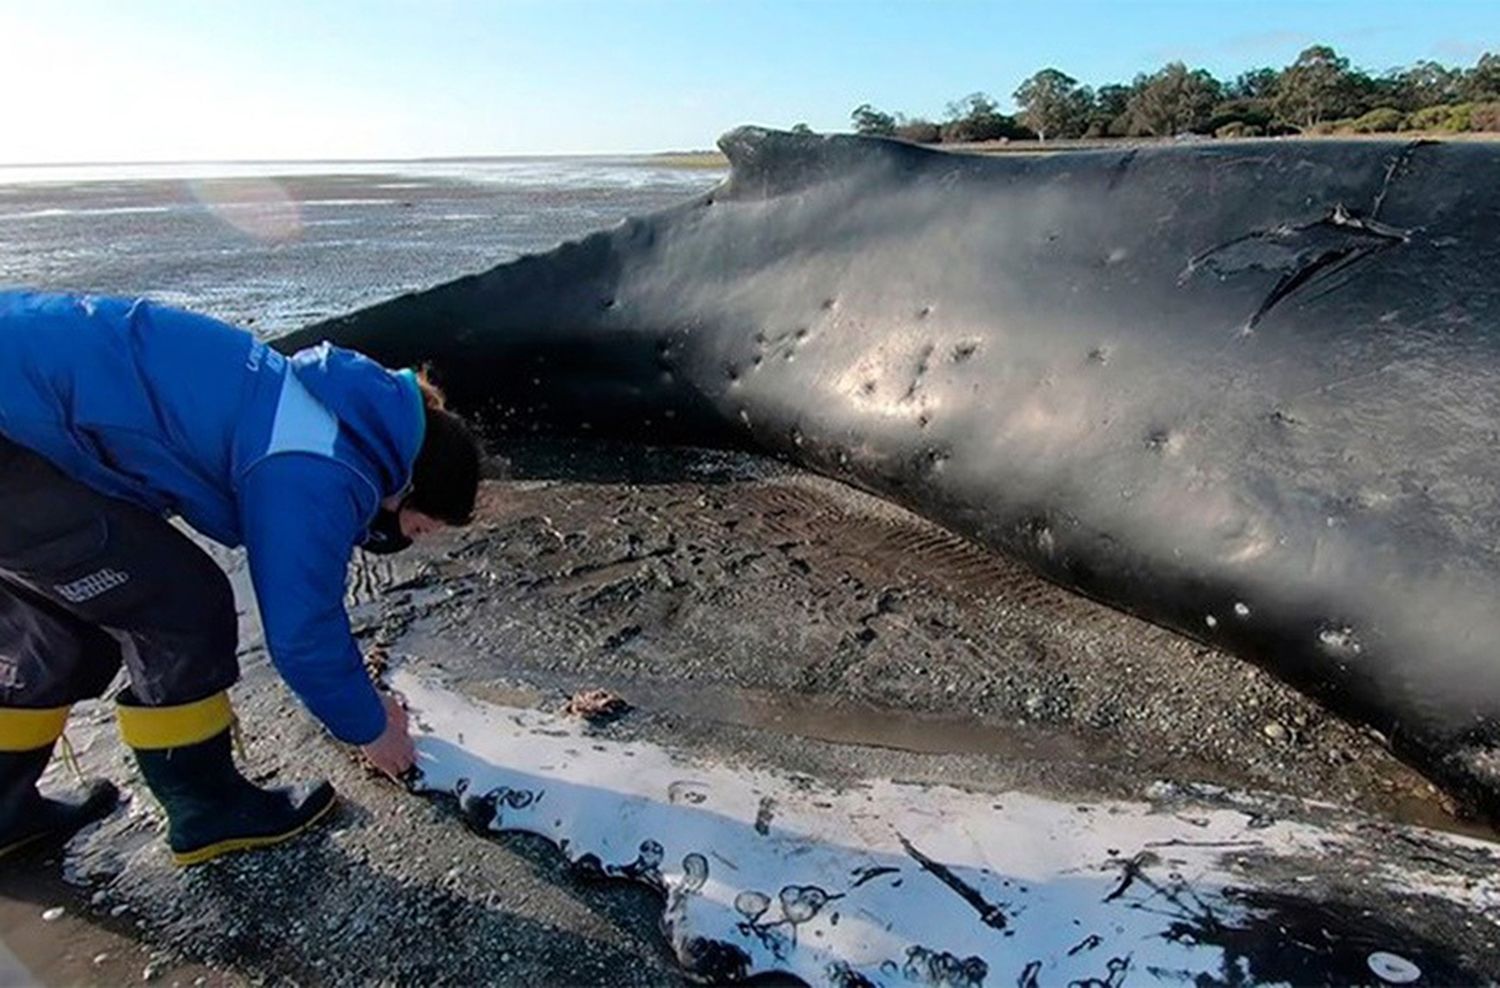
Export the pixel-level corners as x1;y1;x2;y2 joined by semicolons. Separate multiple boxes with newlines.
376;440;1459;829
2;441;1490;986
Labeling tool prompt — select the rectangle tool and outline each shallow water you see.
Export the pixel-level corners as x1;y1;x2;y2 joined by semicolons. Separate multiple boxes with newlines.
0;157;722;337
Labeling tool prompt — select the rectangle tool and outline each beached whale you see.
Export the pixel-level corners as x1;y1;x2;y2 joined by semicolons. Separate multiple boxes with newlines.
279;128;1500;817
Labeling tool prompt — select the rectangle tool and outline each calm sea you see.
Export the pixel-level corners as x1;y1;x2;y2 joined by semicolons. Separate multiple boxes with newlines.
0;158;723;339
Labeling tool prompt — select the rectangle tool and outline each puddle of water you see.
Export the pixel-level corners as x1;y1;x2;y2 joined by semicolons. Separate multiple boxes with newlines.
450;663;1236;797
624;678;1109;760
452;667;1500;844
387;564;1497;844
399;618;1152;772
0;857;233;987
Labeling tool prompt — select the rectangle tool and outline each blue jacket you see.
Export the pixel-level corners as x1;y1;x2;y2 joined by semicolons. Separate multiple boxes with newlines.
0;291;424;744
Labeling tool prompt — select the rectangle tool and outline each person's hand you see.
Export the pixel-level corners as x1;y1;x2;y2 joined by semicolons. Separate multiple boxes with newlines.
361;692;417;781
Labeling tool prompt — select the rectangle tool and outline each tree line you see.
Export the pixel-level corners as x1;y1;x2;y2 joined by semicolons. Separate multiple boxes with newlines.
847;46;1500;144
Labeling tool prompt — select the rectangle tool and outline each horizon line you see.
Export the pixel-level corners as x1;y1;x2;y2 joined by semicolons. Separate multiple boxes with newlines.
0;149;723;169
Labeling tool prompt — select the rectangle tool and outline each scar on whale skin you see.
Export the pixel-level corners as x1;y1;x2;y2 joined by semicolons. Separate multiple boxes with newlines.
1181;205;1409;331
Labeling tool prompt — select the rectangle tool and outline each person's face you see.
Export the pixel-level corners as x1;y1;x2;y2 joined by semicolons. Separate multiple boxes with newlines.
398;506;448;540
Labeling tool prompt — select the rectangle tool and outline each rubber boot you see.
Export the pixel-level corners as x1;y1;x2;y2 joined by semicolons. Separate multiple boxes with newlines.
0;705;118;860
117;691;337;866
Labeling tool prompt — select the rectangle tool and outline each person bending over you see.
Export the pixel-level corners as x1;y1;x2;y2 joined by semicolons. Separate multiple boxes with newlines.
0;291;481;866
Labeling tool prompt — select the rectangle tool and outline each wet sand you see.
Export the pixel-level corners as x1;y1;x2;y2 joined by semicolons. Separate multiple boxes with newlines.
3;441;1496;985
392;442;1464;821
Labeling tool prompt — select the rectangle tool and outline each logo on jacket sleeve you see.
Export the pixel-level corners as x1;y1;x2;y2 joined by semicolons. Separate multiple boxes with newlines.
54;567;131;603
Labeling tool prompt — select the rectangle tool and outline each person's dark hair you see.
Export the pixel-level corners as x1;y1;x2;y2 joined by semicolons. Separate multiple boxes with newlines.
406;369;481;526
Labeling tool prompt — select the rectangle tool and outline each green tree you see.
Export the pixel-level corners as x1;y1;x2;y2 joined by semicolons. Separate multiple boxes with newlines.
1013;68;1091;142
1405;103;1474;132
1350;107;1405;132
1230;67;1280;100
1465;52;1500;101
1208;98;1274;135
1085;83;1132;136
1124;62;1223;136
1273;45;1361;130
1385;60;1464;110
1470;101;1500;132
850;103;897;137
893;117;941;143
790;122;814;135
941;92;1026;142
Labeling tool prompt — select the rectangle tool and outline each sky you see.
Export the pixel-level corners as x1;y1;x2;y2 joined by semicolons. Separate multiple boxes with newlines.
0;0;1495;163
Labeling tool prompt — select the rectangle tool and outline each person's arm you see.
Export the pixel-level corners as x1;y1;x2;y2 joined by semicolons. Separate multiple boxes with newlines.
238;454;413;774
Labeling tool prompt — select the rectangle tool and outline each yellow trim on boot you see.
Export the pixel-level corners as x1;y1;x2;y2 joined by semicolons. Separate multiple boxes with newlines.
117;692;233;750
0;706;69;752
172;792;338;867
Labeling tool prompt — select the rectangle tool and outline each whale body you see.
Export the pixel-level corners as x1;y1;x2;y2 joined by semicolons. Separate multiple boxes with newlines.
279;128;1500;816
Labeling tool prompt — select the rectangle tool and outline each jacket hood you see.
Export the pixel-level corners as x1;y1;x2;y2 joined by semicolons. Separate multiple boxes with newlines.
287;343;424;501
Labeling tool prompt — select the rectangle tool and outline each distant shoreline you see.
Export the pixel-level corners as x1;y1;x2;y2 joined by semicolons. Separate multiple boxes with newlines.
648;129;1500;170
647;152;731;169
6;131;1497;185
